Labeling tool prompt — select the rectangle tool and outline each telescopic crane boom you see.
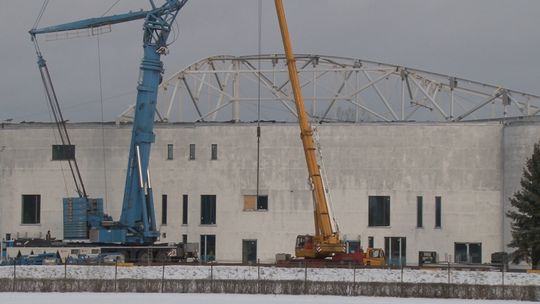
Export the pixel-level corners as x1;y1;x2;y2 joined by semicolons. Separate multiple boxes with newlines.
274;0;345;259
30;0;188;245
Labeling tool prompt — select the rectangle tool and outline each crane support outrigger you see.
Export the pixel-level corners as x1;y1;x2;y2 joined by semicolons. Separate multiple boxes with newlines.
274;0;385;265
29;0;188;248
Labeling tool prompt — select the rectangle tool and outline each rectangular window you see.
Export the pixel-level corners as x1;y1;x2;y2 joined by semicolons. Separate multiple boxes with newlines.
182;194;188;225
385;237;407;266
22;194;41;224
201;195;216;225
200;234;216;262
167;144;173;160
52;145;75;161
161;194;167;225
189;144;196;160
345;240;361;254
454;242;482;263
243;195;268;211
368;196;390;227
182;234;188;244
211;144;218;160
242;239;257;264
417;196;423;228
435;196;442;228
368;236;374;248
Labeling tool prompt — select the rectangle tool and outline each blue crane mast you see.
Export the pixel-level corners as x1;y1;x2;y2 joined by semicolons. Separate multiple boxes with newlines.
30;0;188;245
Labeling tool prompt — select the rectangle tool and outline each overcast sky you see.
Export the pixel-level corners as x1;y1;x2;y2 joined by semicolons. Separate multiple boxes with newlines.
0;0;539;122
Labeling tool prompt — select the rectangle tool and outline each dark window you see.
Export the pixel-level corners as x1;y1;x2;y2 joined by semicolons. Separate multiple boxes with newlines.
368;196;390;227
167;144;173;160
346;241;361;254
182;194;188;225
257;195;268;210
182;234;188;244
368;236;374;248
417;196;423;228
242;239;257;264
200;234;216;262
52;145;75;161
161;194;167;225
435;196;442;228
454;242;482;263
211;144;218;160
201;195;216;225
385;237;407;266
22;194;40;224
189;144;196;160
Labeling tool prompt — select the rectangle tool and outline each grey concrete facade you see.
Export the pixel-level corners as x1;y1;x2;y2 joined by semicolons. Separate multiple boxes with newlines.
0;120;539;264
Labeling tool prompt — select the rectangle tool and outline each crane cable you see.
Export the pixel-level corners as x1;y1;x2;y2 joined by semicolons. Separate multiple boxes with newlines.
101;0;121;17
33;1;70;195
256;0;263;201
32;0;49;30
96;0;124;211
96;35;109;211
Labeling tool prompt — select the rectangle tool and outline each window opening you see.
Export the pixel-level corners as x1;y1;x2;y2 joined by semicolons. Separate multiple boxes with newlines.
189;144;196;160
182;194;188;225
200;234;216;262
368;196;390;226
201;195;216;225
161;194;167;225
167;144;173;160
52;145;75;160
417;196;423;228
22;194;41;224
211;144;218;160
435;196;442;228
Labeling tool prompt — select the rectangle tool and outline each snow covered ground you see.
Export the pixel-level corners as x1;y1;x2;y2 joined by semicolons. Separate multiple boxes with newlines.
0;265;538;286
2;293;538;304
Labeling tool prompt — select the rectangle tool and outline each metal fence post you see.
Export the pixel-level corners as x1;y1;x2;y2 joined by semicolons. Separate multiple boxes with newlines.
501;261;505;298
447;261;451;284
114;259;118;292
12;260;16;292
352;263;357;297
161;261;165;293
64;259;67;279
210;263;214;293
446;261;452;298
257;259;261;294
304;262;308;294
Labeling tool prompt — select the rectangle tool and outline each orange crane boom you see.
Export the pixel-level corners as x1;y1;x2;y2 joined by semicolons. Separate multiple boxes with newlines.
274;0;345;258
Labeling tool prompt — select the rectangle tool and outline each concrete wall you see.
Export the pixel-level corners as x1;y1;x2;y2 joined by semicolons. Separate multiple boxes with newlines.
1;120;539;264
0;278;538;300
502;120;540;252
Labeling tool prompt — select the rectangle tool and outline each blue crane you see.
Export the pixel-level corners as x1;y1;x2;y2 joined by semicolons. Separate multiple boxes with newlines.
30;0;188;245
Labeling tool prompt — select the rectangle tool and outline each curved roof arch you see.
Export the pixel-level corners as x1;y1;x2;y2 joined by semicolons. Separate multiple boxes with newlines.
118;54;540;123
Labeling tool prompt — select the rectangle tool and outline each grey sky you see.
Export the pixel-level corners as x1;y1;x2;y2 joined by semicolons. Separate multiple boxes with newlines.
0;0;539;122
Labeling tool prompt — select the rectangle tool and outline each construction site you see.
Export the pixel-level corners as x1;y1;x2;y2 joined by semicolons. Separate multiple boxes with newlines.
0;0;539;302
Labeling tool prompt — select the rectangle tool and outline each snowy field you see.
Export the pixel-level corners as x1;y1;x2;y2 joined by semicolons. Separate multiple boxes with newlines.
0;265;538;286
2;293;538;304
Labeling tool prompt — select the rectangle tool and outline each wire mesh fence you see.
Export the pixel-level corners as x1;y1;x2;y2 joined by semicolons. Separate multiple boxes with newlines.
1;260;538;288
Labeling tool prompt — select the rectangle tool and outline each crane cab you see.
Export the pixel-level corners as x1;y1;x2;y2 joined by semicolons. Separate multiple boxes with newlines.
364;248;385;266
295;235;315;258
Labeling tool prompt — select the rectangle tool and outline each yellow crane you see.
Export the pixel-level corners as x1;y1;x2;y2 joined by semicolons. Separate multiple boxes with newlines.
274;0;385;265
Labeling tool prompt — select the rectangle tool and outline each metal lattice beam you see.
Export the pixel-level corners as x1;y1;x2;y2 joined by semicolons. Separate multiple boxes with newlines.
116;54;540;124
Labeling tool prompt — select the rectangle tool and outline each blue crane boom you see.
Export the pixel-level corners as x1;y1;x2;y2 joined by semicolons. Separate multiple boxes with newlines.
30;0;188;245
